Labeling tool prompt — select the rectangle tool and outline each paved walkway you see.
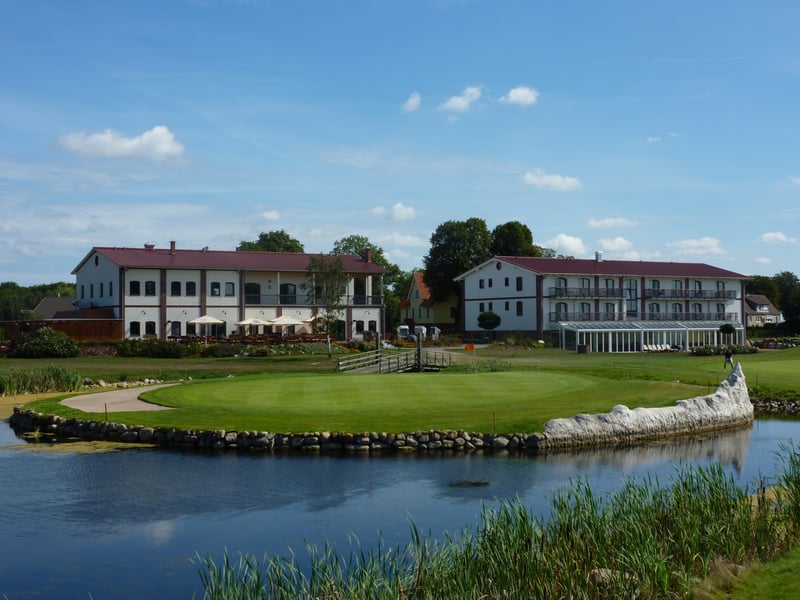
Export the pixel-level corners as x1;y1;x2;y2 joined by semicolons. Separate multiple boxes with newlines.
61;384;175;413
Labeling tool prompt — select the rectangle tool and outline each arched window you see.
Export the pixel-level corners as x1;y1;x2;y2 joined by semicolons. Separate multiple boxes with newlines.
555;302;568;320
604;302;616;320
580;302;591;320
579;278;590;296
692;303;703;319
245;283;261;304
556;277;568;294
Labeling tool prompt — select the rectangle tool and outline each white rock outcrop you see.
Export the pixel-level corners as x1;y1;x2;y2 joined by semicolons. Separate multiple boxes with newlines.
542;362;752;448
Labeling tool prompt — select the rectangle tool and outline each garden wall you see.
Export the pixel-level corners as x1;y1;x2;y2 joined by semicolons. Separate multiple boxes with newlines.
9;363;754;454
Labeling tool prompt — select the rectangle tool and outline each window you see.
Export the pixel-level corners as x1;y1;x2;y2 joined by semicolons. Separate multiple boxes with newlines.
99;282;104;297
130;321;141;336
80;285;85;299
516;301;523;316
625;279;638;317
605;278;615;289
170;321;181;336
717;303;726;318
225;282;235;297
488;302;493;311
210;282;221;297
479;302;485;312
354;320;365;333
145;281;156;296
604;303;616;320
108;281;113;297
555;302;567;319
90;284;94;297
649;303;661;317
488;278;493;288
556;277;567;294
279;283;296;304
145;321;156;336
479;279;484;289
692;303;703;318
672;303;683;315
368;320;377;332
580;302;591;320
673;279;683;290
129;281;140;296
579;278;590;291
516;277;523;292
186;281;196;296
171;281;181;296
505;301;510;311
651;280;660;291
245;283;261;304
504;277;509;287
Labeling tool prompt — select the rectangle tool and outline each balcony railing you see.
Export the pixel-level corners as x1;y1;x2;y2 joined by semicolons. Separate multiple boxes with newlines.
244;293;384;307
549;287;624;298
644;289;737;300
549;312;737;322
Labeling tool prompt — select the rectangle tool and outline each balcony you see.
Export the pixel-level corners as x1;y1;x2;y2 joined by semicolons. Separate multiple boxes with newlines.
644;289;737;300
549;311;737;323
549;287;624;298
244;293;384;307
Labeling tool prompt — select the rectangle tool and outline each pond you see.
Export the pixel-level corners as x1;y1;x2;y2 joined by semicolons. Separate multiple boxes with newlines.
1;418;798;599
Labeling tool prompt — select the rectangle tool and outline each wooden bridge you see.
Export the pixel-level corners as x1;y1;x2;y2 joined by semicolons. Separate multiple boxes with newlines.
336;348;458;373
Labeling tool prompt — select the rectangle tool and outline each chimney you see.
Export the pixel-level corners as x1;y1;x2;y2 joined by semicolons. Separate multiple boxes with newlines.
365;248;373;263
170;240;176;255
144;242;155;251
595;250;603;262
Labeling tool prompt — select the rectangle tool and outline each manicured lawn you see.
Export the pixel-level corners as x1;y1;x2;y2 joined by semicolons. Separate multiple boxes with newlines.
28;369;704;433
13;345;800;433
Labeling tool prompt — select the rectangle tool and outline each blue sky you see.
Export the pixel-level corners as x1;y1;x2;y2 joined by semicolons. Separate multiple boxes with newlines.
2;0;799;286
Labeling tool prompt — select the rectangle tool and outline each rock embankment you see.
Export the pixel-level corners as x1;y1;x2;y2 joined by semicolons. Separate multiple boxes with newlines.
9;363;754;454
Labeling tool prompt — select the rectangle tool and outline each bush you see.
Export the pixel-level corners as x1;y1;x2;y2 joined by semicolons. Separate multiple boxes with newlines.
115;337;193;358
9;327;80;358
690;344;758;357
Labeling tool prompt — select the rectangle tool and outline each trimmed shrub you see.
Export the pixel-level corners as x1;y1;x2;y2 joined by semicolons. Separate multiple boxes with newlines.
9;327;80;358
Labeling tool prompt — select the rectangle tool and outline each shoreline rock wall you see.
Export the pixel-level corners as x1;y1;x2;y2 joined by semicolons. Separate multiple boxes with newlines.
8;363;755;454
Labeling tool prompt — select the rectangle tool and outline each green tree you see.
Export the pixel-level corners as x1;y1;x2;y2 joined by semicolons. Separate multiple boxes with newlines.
772;271;800;329
305;254;349;355
331;234;406;334
0;281;76;321
237;230;304;253
491;221;540;257
423;218;492;306
477;311;502;340
746;275;780;307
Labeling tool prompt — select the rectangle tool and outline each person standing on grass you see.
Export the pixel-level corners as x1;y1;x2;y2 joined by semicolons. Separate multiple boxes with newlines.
723;347;734;371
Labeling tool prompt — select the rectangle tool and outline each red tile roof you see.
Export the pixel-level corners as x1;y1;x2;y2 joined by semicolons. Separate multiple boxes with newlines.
73;245;387;275
494;256;748;279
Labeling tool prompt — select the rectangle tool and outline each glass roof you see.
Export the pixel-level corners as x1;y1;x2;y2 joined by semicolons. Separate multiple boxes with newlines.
558;320;743;332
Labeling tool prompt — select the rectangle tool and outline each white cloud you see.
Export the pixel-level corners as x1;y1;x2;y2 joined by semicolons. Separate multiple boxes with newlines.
500;86;539;106
753;256;772;265
789;176;800;186
588;217;637;229
522;169;582;192
665;237;725;256
598;236;633;252
54;125;185;161
402;92;421;112
371;202;416;221
544;233;587;256
260;210;280;221
646;136;662;144
760;231;797;243
440;86;481;112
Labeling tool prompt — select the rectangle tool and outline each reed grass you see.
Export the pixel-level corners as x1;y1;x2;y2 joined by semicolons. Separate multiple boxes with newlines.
0;365;83;396
196;444;800;599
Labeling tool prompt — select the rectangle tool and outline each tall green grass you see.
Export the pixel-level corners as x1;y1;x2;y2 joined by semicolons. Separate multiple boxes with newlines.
0;365;83;396
196;444;800;599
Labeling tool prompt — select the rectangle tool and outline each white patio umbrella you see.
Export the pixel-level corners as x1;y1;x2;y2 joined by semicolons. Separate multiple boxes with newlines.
235;317;270;337
189;314;225;342
268;314;306;334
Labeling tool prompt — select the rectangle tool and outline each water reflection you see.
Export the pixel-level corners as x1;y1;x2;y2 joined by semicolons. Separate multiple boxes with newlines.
0;418;797;600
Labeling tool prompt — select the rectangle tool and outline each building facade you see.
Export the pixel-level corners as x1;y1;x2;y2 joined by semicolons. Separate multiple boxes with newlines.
455;253;748;352
398;272;458;333
71;242;386;341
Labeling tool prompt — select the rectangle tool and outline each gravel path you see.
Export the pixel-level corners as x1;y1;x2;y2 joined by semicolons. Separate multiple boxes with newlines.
61;384;176;413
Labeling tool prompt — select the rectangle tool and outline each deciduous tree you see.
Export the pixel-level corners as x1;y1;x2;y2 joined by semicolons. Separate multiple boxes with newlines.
491;221;540;257
237;230;304;253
